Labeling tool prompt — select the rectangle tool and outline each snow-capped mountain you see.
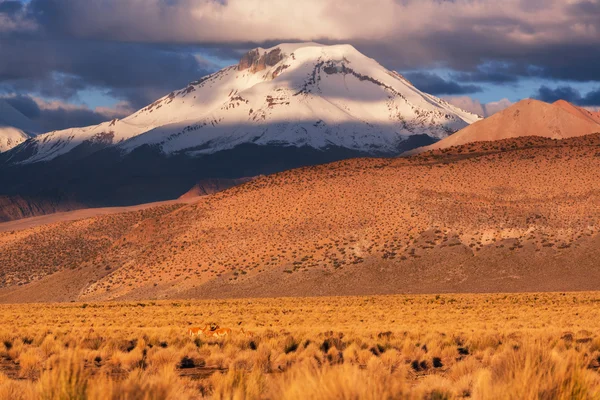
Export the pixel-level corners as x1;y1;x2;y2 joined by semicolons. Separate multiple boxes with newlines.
7;43;479;164
0;127;29;153
0;43;482;222
0;99;39;152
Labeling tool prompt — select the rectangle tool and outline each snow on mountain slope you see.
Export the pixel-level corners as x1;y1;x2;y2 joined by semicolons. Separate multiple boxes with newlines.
0;99;39;152
10;43;480;163
16;118;146;163
0;127;30;153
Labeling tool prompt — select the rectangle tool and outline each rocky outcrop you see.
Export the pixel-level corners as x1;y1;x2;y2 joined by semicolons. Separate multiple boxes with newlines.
238;48;284;73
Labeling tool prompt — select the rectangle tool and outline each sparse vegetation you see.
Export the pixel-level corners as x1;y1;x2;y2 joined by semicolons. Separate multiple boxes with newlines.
0;293;600;398
0;135;599;302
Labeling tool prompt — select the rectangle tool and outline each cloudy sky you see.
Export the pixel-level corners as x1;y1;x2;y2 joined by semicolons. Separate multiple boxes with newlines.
1;0;599;131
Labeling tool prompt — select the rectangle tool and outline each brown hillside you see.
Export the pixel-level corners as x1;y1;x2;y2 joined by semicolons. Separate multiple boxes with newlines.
553;99;600;125
1;134;600;302
178;177;255;199
406;99;600;155
0;195;84;223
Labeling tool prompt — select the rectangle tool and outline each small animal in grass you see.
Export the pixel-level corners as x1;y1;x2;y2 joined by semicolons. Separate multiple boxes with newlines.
187;327;203;337
202;324;231;338
241;328;255;338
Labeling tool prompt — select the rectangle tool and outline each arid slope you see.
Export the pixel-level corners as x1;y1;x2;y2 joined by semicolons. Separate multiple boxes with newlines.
554;99;600;124
406;99;600;155
1;134;599;302
179;178;255;199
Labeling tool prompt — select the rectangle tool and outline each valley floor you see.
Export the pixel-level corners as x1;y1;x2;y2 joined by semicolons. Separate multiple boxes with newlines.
1;292;599;399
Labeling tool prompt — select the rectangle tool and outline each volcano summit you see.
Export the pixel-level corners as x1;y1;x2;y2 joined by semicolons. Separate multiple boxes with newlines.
0;43;479;220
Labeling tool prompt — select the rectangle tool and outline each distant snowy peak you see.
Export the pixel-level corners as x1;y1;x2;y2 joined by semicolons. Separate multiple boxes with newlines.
8;43;481;163
0;99;39;152
0;127;30;153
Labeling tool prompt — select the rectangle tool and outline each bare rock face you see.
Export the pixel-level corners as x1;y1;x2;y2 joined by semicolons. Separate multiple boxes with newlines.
263;48;283;68
238;48;284;73
238;49;259;71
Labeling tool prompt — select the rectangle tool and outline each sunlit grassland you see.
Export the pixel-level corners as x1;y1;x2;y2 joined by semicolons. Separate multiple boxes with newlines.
1;292;600;399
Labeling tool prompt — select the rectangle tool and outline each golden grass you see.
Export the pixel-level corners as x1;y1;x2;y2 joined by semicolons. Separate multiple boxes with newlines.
1;292;600;399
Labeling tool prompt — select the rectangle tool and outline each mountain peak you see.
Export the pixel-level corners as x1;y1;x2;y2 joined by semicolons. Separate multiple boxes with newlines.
237;43;366;75
0;99;39;152
553;99;600;125
6;42;480;163
405;98;600;155
238;47;285;72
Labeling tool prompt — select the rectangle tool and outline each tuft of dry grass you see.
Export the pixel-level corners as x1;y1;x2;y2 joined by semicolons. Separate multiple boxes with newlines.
0;292;600;398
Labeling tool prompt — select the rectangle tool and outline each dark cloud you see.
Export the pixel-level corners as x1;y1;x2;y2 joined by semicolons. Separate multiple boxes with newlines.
0;1;23;15
535;86;581;104
0;1;217;109
520;44;600;83
3;94;125;132
404;72;482;95
534;85;600;106
389;30;600;84
3;95;41;119
449;62;520;84
34;107;110;132
567;0;600;17
0;37;215;108
20;0;600;83
1;0;600;115
582;90;600;106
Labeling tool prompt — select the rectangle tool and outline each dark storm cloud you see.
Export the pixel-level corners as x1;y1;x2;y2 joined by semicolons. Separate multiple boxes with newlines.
567;0;600;16
1;0;600;117
404;72;482;95
4;95;41;119
31;106;110;132
534;86;582;104
3;94;130;132
0;37;215;108
582;90;600;106
0;1;217;110
449;62;521;85
0;1;22;15
534;86;600;106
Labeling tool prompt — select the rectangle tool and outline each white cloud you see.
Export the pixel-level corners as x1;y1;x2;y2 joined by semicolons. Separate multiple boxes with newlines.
6;0;600;109
31;98;127;118
48;0;600;47
484;98;514;116
33;0;598;77
444;96;513;117
95;102;135;119
582;106;600;113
